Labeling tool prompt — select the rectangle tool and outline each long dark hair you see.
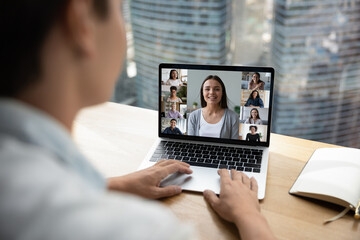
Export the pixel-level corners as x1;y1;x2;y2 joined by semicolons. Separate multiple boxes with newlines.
248;90;260;100
0;0;108;97
248;108;261;122
200;75;228;108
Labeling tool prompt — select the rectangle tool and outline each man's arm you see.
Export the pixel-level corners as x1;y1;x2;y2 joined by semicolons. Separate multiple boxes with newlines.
163;127;171;134
204;170;276;240
176;127;183;135
178;111;183;119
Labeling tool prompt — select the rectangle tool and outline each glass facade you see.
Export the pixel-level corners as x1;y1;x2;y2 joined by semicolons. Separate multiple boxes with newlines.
130;0;232;109
272;0;360;147
111;0;136;104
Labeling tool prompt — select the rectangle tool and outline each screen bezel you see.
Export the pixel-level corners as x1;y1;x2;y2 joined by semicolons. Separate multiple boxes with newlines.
158;63;275;147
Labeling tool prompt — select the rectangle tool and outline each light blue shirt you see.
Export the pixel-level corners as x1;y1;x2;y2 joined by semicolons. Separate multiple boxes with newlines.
0;99;192;240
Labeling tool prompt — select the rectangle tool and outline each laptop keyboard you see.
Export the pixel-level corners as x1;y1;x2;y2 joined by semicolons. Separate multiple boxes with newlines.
150;141;263;173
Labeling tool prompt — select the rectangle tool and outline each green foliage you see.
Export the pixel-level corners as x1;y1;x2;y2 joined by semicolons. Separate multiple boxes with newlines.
234;105;240;115
177;86;187;98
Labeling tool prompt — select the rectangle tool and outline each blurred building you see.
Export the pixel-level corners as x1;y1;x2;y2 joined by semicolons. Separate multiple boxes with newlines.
272;0;360;147
111;0;136;105
111;62;136;105
231;0;273;66
130;0;232;109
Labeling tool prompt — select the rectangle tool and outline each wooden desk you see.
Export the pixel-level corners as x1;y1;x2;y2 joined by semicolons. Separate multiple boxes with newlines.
73;102;359;240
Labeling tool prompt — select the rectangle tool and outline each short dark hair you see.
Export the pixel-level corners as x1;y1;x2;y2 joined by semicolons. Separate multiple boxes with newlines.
0;0;109;97
169;70;178;79
170;86;177;92
170;119;177;123
249;125;257;131
200;75;228;108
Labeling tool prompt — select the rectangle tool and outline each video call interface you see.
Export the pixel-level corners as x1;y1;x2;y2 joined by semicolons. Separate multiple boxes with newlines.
160;68;272;144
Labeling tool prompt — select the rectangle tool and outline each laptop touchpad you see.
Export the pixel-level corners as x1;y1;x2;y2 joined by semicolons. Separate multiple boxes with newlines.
160;172;193;186
160;167;220;194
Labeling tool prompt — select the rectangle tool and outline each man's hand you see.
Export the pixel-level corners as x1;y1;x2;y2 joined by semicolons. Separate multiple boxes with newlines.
107;160;192;199
204;169;275;240
203;169;259;223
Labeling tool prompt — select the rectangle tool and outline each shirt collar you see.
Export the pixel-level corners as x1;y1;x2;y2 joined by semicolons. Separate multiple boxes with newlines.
0;99;105;190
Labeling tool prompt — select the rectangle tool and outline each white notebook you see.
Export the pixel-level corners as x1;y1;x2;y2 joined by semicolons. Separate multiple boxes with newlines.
289;147;360;210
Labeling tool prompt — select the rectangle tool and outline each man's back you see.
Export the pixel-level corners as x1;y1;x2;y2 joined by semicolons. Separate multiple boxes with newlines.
0;100;192;240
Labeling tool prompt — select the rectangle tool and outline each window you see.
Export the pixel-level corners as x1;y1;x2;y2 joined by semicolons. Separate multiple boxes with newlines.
112;0;360;148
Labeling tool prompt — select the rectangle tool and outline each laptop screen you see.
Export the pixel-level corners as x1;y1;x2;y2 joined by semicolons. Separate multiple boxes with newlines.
159;63;274;147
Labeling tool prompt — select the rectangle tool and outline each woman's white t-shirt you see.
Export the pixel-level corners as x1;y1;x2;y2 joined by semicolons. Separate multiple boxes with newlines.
166;79;182;86
199;111;224;138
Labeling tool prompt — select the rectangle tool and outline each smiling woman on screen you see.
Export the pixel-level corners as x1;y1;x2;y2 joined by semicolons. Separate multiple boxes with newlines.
187;75;239;140
245;108;263;125
166;69;182;86
245;90;264;108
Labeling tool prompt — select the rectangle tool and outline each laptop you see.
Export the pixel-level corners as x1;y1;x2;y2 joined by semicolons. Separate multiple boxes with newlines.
139;63;274;199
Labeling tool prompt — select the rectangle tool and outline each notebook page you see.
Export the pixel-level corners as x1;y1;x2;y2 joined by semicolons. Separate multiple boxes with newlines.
291;148;360;207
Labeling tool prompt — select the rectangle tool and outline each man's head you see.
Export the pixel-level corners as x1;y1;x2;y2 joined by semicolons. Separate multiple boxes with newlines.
170;119;177;129
0;0;126;107
170;86;177;97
